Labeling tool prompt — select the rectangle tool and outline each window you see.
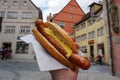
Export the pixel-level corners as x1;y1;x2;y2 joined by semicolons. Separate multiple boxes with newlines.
99;12;104;18
4;26;15;33
76;34;87;42
20;26;30;34
21;12;32;19
13;0;18;6
71;33;75;38
82;46;87;53
76;26;80;31
81;23;86;28
70;14;74;19
88;31;95;39
57;22;65;28
16;41;29;54
87;19;94;26
81;34;87;41
7;12;18;19
3;0;7;5
76;36;80;42
76;22;86;31
70;6;74;10
97;27;103;37
23;1;27;6
0;11;4;18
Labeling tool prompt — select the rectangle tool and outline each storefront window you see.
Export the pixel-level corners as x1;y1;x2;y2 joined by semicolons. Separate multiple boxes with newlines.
16;41;29;54
82;46;87;53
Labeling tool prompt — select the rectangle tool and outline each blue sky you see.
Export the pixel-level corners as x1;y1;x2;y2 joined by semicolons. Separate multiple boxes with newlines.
31;0;101;21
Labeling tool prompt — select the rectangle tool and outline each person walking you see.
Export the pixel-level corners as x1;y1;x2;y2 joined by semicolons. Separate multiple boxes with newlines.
1;47;7;60
97;55;102;65
0;48;3;59
5;47;12;59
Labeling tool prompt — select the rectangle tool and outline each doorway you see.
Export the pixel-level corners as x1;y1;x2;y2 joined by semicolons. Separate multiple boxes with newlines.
90;45;94;62
97;44;105;61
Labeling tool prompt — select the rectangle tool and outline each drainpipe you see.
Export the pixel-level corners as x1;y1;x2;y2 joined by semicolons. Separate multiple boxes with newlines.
0;17;2;32
106;0;115;76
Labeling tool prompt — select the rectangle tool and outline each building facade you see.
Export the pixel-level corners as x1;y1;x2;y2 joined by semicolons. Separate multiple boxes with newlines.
0;0;42;60
74;2;111;64
47;0;84;37
107;0;120;76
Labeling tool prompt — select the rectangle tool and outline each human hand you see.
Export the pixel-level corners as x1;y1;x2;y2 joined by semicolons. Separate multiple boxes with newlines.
49;66;79;80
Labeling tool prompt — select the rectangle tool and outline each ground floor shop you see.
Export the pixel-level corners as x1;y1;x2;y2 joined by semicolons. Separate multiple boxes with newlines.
0;35;35;60
79;38;111;64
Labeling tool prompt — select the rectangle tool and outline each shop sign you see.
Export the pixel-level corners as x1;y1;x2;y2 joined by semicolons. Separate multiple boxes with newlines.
88;40;94;44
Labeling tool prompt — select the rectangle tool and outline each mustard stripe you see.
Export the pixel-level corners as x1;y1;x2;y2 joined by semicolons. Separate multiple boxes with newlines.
44;28;72;59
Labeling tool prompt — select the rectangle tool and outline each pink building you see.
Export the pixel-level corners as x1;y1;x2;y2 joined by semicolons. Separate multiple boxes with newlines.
109;0;120;76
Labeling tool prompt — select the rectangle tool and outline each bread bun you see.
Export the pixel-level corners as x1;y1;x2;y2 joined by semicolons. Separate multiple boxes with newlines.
32;19;90;70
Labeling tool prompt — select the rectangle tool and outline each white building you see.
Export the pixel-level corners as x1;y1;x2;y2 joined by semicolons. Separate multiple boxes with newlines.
0;0;42;60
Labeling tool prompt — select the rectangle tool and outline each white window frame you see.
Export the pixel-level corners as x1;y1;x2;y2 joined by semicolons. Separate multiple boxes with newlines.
76;34;87;42
76;22;86;31
0;11;4;18
7;12;18;19
57;22;65;27
4;26;15;33
21;12;32;19
13;0;18;6
97;27;103;37
88;31;95;39
20;26;30;34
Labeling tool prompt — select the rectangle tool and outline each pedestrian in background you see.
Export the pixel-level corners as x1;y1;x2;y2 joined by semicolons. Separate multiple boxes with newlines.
5;47;12;59
96;54;102;65
1;47;7;60
0;48;3;59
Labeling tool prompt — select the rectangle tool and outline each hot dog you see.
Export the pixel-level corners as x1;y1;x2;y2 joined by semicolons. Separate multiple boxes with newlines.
32;19;90;70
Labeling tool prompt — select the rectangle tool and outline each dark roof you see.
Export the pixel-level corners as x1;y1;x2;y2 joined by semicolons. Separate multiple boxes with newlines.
74;12;91;26
74;2;103;26
88;2;102;7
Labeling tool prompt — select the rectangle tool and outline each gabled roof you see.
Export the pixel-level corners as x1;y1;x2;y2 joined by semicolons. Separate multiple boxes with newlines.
30;0;43;19
52;0;85;19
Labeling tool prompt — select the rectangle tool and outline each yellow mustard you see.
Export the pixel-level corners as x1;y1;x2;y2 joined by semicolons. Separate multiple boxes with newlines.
44;28;72;58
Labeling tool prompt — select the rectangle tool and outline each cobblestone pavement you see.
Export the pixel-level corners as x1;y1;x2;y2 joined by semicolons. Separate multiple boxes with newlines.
0;59;120;80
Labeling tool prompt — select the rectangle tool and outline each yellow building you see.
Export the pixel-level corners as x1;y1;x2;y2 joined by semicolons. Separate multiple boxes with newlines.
74;2;110;64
